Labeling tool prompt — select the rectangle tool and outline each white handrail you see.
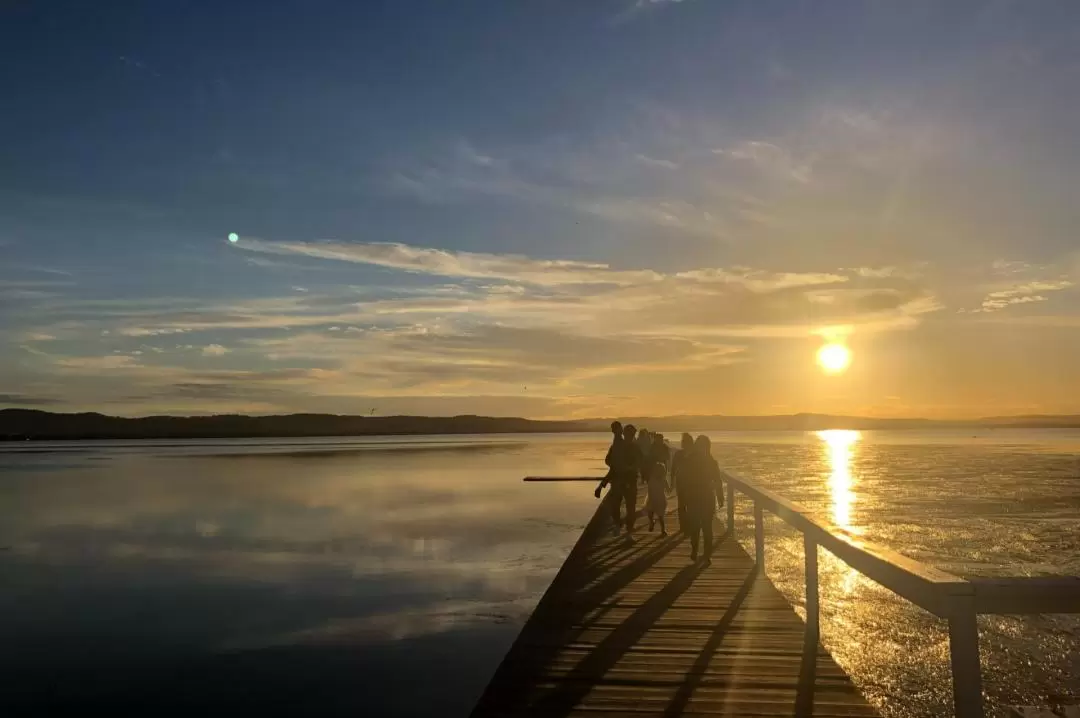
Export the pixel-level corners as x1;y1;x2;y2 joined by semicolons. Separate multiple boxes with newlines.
721;470;1080;718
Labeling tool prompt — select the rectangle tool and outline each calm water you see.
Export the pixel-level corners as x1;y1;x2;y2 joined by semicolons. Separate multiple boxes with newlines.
1;431;1078;716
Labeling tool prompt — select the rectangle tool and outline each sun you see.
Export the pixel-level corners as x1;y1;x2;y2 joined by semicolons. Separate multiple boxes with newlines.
817;343;851;374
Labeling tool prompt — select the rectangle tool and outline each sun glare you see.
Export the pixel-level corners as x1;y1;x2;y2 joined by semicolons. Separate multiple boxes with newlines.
817;343;851;374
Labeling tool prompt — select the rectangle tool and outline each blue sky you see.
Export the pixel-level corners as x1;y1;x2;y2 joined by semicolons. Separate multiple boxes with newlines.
2;0;1079;418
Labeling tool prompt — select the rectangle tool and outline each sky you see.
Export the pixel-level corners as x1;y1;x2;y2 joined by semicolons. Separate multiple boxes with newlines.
2;0;1079;419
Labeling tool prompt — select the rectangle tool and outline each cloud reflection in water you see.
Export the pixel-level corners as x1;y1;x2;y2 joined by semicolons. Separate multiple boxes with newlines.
0;436;605;715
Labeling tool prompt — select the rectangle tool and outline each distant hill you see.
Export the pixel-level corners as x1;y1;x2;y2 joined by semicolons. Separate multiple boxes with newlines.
2;408;1079;441
0;409;591;441
610;413;942;432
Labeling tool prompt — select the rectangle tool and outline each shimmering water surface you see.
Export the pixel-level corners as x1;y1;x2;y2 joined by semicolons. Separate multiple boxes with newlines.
1;431;1078;716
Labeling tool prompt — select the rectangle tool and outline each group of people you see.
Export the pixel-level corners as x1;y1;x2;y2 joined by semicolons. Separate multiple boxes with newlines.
594;421;725;562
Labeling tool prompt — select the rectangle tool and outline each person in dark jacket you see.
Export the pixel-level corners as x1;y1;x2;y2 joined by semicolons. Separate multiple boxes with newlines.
595;421;641;536
595;421;622;495
605;424;641;537
681;435;724;562
669;433;694;532
636;429;653;485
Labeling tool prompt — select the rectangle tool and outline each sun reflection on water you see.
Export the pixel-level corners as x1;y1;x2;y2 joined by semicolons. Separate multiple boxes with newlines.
817;429;861;533
816;429;863;596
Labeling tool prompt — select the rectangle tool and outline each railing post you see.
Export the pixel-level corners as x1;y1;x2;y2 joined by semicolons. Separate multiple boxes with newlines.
947;591;983;718
804;533;819;637
753;500;764;571
726;481;735;535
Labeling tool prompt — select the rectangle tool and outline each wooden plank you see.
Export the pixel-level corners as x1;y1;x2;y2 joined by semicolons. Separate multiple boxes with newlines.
471;490;881;717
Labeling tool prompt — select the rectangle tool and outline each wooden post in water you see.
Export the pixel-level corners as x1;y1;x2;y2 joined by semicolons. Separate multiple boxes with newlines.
947;591;984;718
804;533;819;637
753;500;765;571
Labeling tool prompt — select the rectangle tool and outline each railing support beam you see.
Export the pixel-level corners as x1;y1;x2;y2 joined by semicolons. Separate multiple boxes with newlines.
947;592;983;718
753;500;764;572
804;534;819;638
725;481;735;536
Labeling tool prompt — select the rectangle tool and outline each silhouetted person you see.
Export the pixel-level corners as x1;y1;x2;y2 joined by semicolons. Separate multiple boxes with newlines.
670;433;694;530
645;456;669;535
595;420;623;503
650;432;671;469
636;429;653;484
597;420;638;534
681;435;724;563
602;424;641;538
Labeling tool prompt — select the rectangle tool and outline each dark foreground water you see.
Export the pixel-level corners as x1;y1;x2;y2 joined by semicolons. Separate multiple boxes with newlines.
1;430;1078;716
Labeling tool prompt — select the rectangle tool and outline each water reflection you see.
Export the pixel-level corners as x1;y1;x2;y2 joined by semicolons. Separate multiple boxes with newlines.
0;436;606;716
817;429;861;533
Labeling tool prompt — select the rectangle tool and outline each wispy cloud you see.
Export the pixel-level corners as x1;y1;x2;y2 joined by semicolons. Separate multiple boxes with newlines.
12;234;950;415
852;266;922;280
122;327;191;337
385;140;730;239
973;279;1074;312
233;239;663;286
3;264;74;277
8;215;954;414
634;153;679;170
455;140;499;168
0;393;63;406
54;355;142;371
26;240;940;346
712;141;812;183
675;267;846;292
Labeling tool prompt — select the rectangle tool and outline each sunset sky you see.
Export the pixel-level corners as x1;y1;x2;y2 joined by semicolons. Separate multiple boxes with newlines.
3;0;1079;419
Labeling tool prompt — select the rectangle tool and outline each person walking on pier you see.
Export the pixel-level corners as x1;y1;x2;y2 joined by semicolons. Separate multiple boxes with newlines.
643;432;672;534
670;433;694;531
596;420;622;496
636;429;653;484
596;422;642;538
645;457;670;536
595;421;623;521
681;435;725;563
651;432;671;471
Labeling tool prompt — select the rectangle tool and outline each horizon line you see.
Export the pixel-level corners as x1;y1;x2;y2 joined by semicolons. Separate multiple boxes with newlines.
4;407;1079;424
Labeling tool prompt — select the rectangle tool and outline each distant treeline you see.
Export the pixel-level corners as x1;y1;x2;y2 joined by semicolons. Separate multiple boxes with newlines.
0;409;592;441
1;409;1078;441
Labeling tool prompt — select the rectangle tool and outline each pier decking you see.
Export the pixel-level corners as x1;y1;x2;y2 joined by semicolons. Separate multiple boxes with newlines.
471;490;879;717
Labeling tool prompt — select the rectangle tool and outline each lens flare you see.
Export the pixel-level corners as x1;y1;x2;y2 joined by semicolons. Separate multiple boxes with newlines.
227;233;239;243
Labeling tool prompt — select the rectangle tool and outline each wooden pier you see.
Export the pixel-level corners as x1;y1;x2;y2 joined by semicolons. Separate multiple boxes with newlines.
471;490;878;717
474;473;1080;718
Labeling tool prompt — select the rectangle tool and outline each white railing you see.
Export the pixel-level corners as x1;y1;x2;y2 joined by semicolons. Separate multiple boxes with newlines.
723;471;1080;718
